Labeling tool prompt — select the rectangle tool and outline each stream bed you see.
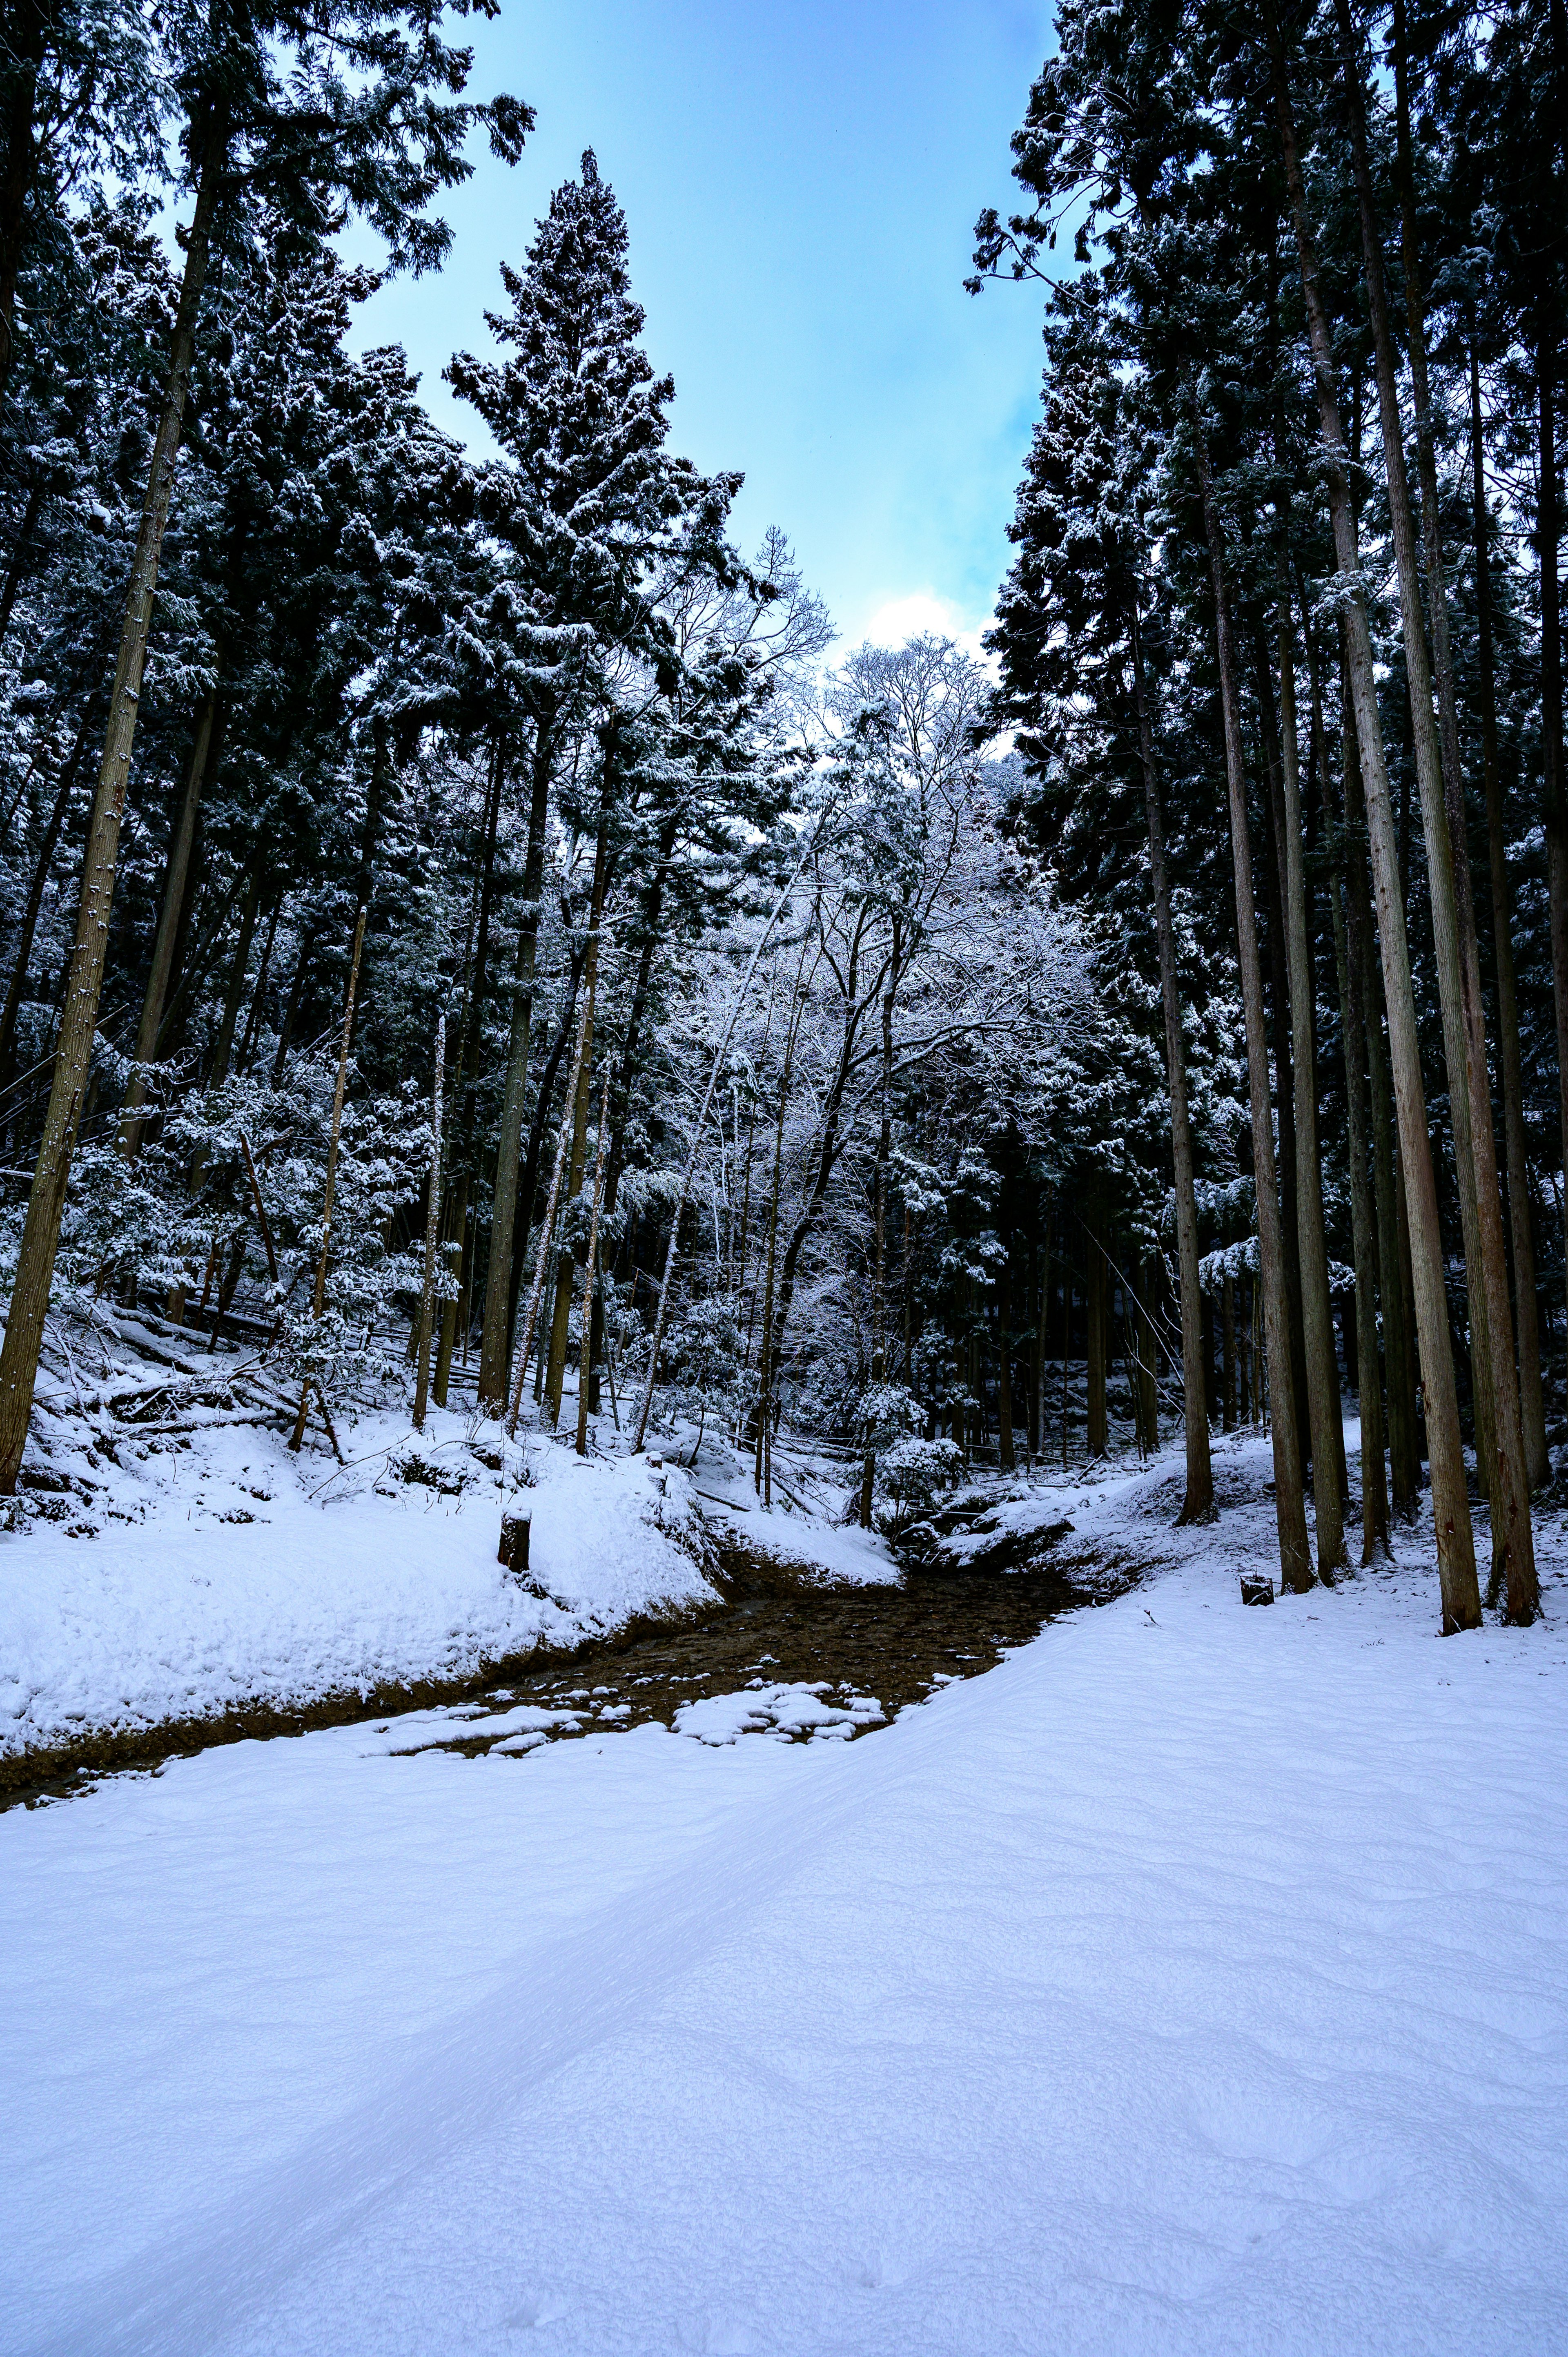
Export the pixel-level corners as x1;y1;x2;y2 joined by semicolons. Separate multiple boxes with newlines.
391;1521;1100;1764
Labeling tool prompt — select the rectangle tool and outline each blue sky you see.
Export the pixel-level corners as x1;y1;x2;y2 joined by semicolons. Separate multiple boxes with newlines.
349;0;1056;653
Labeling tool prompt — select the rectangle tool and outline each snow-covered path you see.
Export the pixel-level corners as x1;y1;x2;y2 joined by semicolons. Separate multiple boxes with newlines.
5;1438;1568;2356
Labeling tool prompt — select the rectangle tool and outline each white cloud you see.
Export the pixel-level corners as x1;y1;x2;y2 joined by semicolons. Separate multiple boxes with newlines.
858;590;993;666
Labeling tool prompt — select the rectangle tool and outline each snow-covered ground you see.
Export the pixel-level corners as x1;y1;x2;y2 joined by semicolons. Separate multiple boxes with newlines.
4;1429;1566;2355
0;1398;724;1763
0;1338;889;1767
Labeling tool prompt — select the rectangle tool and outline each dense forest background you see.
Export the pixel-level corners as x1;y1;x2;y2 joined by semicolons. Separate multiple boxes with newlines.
0;0;1561;1631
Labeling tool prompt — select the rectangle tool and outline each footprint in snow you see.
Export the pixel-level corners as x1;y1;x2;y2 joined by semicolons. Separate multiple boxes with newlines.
506;2290;567;2330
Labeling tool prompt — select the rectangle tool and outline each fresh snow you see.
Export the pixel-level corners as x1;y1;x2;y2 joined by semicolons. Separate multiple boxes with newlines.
3;1432;1567;2355
0;1401;724;1759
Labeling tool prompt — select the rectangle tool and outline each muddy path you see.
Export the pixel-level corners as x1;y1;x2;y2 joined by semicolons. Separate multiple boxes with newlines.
5;1500;1134;1808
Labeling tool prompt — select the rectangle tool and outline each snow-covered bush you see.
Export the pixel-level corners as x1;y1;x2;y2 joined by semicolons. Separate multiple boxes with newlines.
664;1293;752;1460
875;1434;964;1535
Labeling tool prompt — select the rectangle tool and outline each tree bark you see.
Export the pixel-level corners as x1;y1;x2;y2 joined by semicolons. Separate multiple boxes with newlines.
1316;644;1390;1561
1130;578;1214;1519
1267;0;1480;1628
1276;589;1348;1575
289;906;367;1452
1471;339;1549;1487
0;706;92;1099
1191;403;1313;1593
0;105;228;1495
544;799;610;1424
413;1013;445;1432
575;1070;612;1456
479;720;553;1407
118;696;218;1154
1085;1218;1108;1459
436;729;506;1407
1336;0;1535;1620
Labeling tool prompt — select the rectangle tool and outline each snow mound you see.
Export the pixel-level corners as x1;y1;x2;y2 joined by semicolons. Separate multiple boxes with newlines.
673;1679;885;1744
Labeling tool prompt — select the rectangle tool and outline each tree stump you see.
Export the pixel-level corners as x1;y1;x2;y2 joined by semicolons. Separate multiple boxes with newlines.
499;1511;531;1574
1240;1573;1274;1606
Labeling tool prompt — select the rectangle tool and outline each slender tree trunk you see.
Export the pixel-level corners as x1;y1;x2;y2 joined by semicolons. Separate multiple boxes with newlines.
479;719;553;1408
1130;579;1214;1519
1085;1219;1108;1458
996;1248;1016;1474
0;477;42;651
1191;402;1313;1593
413;1013;445;1432
0;106;228;1495
0;0;47;394
1336;0;1535;1621
1138;1257;1159;1454
205;863;259;1091
436;731;506;1408
1317;649;1390;1560
545;805;610;1424
1277;589;1348;1574
858;939;900;1523
1472;341;1549;1487
1535;321;1568;1363
289;907;366;1452
634;848;816;1457
0;707;91;1097
754;954;808;1498
235;891;280;1076
1254;631;1312;1454
1267;1;1480;1628
118;691;218;1153
506;985;593;1441
576;1070;612;1456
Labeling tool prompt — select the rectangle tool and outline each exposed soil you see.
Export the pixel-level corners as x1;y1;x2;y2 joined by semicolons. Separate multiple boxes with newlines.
378;1516;1131;1766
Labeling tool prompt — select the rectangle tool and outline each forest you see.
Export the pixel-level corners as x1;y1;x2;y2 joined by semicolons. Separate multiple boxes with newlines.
4;4;1568;2349
0;0;1563;1647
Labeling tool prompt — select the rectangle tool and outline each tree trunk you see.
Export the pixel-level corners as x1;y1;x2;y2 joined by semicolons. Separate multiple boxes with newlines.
436;730;506;1408
413;1013;445;1432
0;477;43;651
1253;630;1312;1458
1471;339;1549;1488
0;0;47;393
118;690;219;1153
289;907;367;1452
479;719;554;1408
575;1070;613;1456
0;707;91;1098
0;106;228;1496
1535;304;1568;1354
996;1248;1016;1474
1336;0;1535;1621
1267;0;1480;1629
1191;402;1313;1593
1276;590;1348;1574
1130;578;1214;1520
1317;643;1390;1560
1084;1221;1108;1459
859;934;900;1525
544;803;610;1425
205;863;260;1090
235;890;280;1076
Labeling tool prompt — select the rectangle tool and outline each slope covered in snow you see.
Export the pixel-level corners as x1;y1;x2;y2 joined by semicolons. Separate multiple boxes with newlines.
4;1432;1566;2355
0;1391;725;1766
